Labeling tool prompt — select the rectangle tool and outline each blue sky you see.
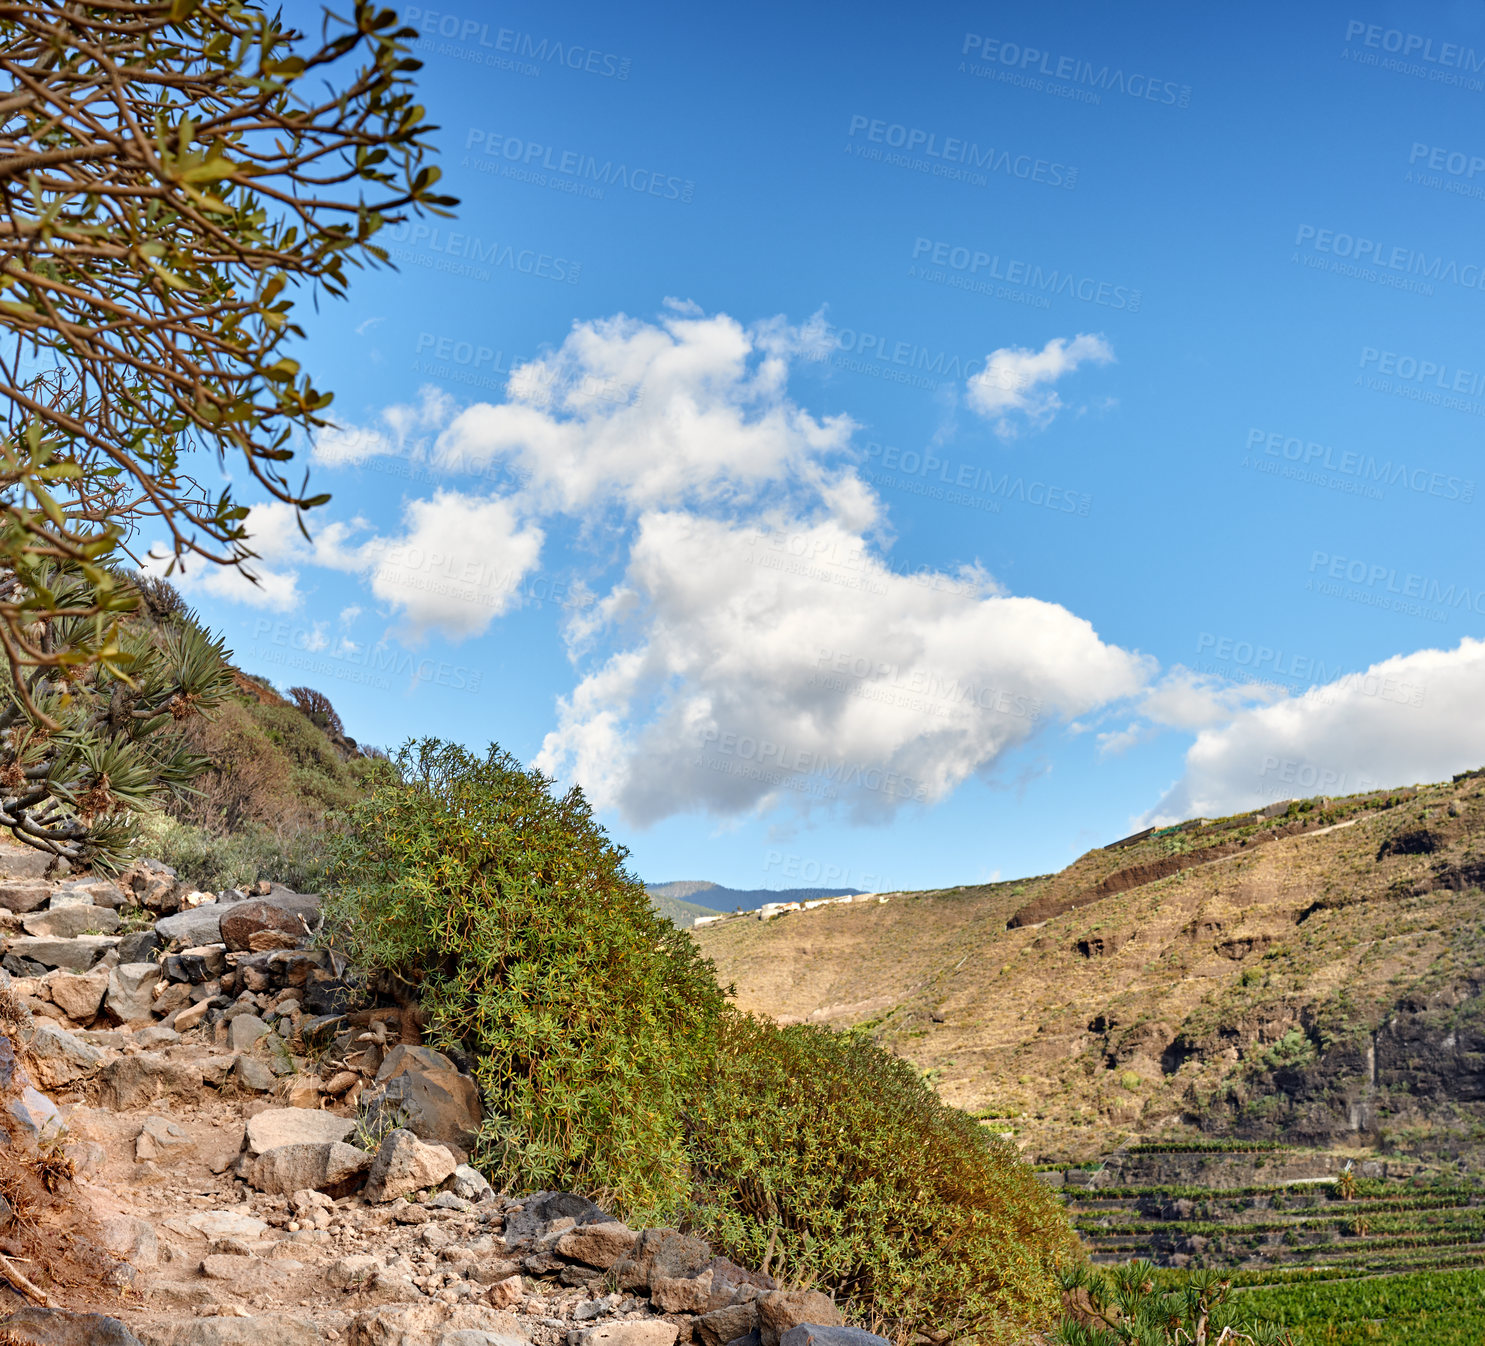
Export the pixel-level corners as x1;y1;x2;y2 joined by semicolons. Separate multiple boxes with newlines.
171;0;1485;893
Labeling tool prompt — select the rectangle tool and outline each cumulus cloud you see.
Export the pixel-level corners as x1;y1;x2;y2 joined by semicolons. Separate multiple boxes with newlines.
431;308;859;515
535;512;1152;825
313;385;455;466
1098;667;1288;755
1143;640;1485;823
144;501;314;611
352;491;545;640
966;333;1114;438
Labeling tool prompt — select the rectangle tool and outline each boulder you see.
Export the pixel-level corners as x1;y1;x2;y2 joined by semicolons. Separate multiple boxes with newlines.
327;1254;381;1290
116;929;163;965
0;880;54;914
20;1021;107;1088
781;1329;888;1346
233;1057;275;1092
226;1014;268;1051
6;935;117;971
126;859;179;913
8;1085;64;1141
154;906;224;948
488;1273;524;1309
610;1228;711;1291
362;1127;457;1203
51;878;127;909
361;1044;482;1151
345;1303;528;1346
22;905;120;939
249;1141;372;1197
757;1292;841;1346
220;900;313;952
106;962;161;1022
0;1306;144;1344
96;1052;202;1110
245;1107;354;1155
173;1000;212;1034
450;1163;495;1203
42;965;110;1021
652;1270;716;1314
555;1222;638;1271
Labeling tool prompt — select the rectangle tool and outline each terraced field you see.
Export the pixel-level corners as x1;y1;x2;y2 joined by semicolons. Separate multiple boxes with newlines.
1051;1144;1485;1343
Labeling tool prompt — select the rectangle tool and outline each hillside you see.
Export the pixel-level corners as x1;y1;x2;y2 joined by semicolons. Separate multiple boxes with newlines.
645;879;863;913
693;773;1485;1165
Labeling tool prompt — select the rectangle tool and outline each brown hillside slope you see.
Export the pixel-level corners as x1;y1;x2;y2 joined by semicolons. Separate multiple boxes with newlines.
694;777;1485;1163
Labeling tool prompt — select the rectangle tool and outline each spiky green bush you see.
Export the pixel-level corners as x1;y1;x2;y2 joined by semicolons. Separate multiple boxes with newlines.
687;1014;1080;1342
321;738;727;1219
323;738;1082;1338
1056;1263;1294;1345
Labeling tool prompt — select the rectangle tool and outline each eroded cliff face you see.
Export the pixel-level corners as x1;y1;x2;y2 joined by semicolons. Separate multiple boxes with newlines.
1187;977;1485;1159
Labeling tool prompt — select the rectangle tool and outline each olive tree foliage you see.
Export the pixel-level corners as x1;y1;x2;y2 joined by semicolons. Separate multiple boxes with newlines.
0;0;455;712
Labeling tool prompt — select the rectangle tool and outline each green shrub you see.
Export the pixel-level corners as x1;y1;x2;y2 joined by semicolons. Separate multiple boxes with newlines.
323;738;1081;1339
136;812;333;894
687;1014;1079;1342
321;739;727;1219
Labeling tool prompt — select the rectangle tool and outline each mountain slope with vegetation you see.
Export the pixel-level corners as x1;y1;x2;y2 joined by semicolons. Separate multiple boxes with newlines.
693;774;1485;1165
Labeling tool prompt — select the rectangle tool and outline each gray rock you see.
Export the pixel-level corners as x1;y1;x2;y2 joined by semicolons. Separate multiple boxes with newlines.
450;1164;495;1202
362;1127;457;1203
136;1115;193;1162
154;905;225;947
136;1025;180;1049
248;1141;372;1197
361;1044;482;1151
344;1303;527;1346
0;1306;143;1344
0;879;54;913
245;1107;355;1155
226;1014;268;1051
53;878;128;909
780;1330;888;1346
233;1057;276;1092
185;1210;269;1241
6;935;118;971
116;929;163;964
8;1084;64;1141
426;1191;473;1212
106;961;161;1021
577;1325;678;1346
20;1020;107;1088
23;904;120;938
220;899;315;952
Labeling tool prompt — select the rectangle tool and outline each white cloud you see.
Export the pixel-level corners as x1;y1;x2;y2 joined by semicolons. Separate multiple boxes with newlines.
1098;667;1288;755
431;310;859;515
354;492;545;640
313;385;455;466
535;511;1152;825
966;334;1114;438
1144;640;1485;823
144;500;313;611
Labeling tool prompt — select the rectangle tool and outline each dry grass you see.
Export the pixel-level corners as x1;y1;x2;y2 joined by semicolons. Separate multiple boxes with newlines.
694;776;1485;1159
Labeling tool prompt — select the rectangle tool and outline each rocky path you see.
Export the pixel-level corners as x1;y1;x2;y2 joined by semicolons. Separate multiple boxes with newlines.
0;845;875;1346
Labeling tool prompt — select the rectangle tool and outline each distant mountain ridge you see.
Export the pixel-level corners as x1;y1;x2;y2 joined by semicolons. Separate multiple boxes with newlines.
646;879;865;914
